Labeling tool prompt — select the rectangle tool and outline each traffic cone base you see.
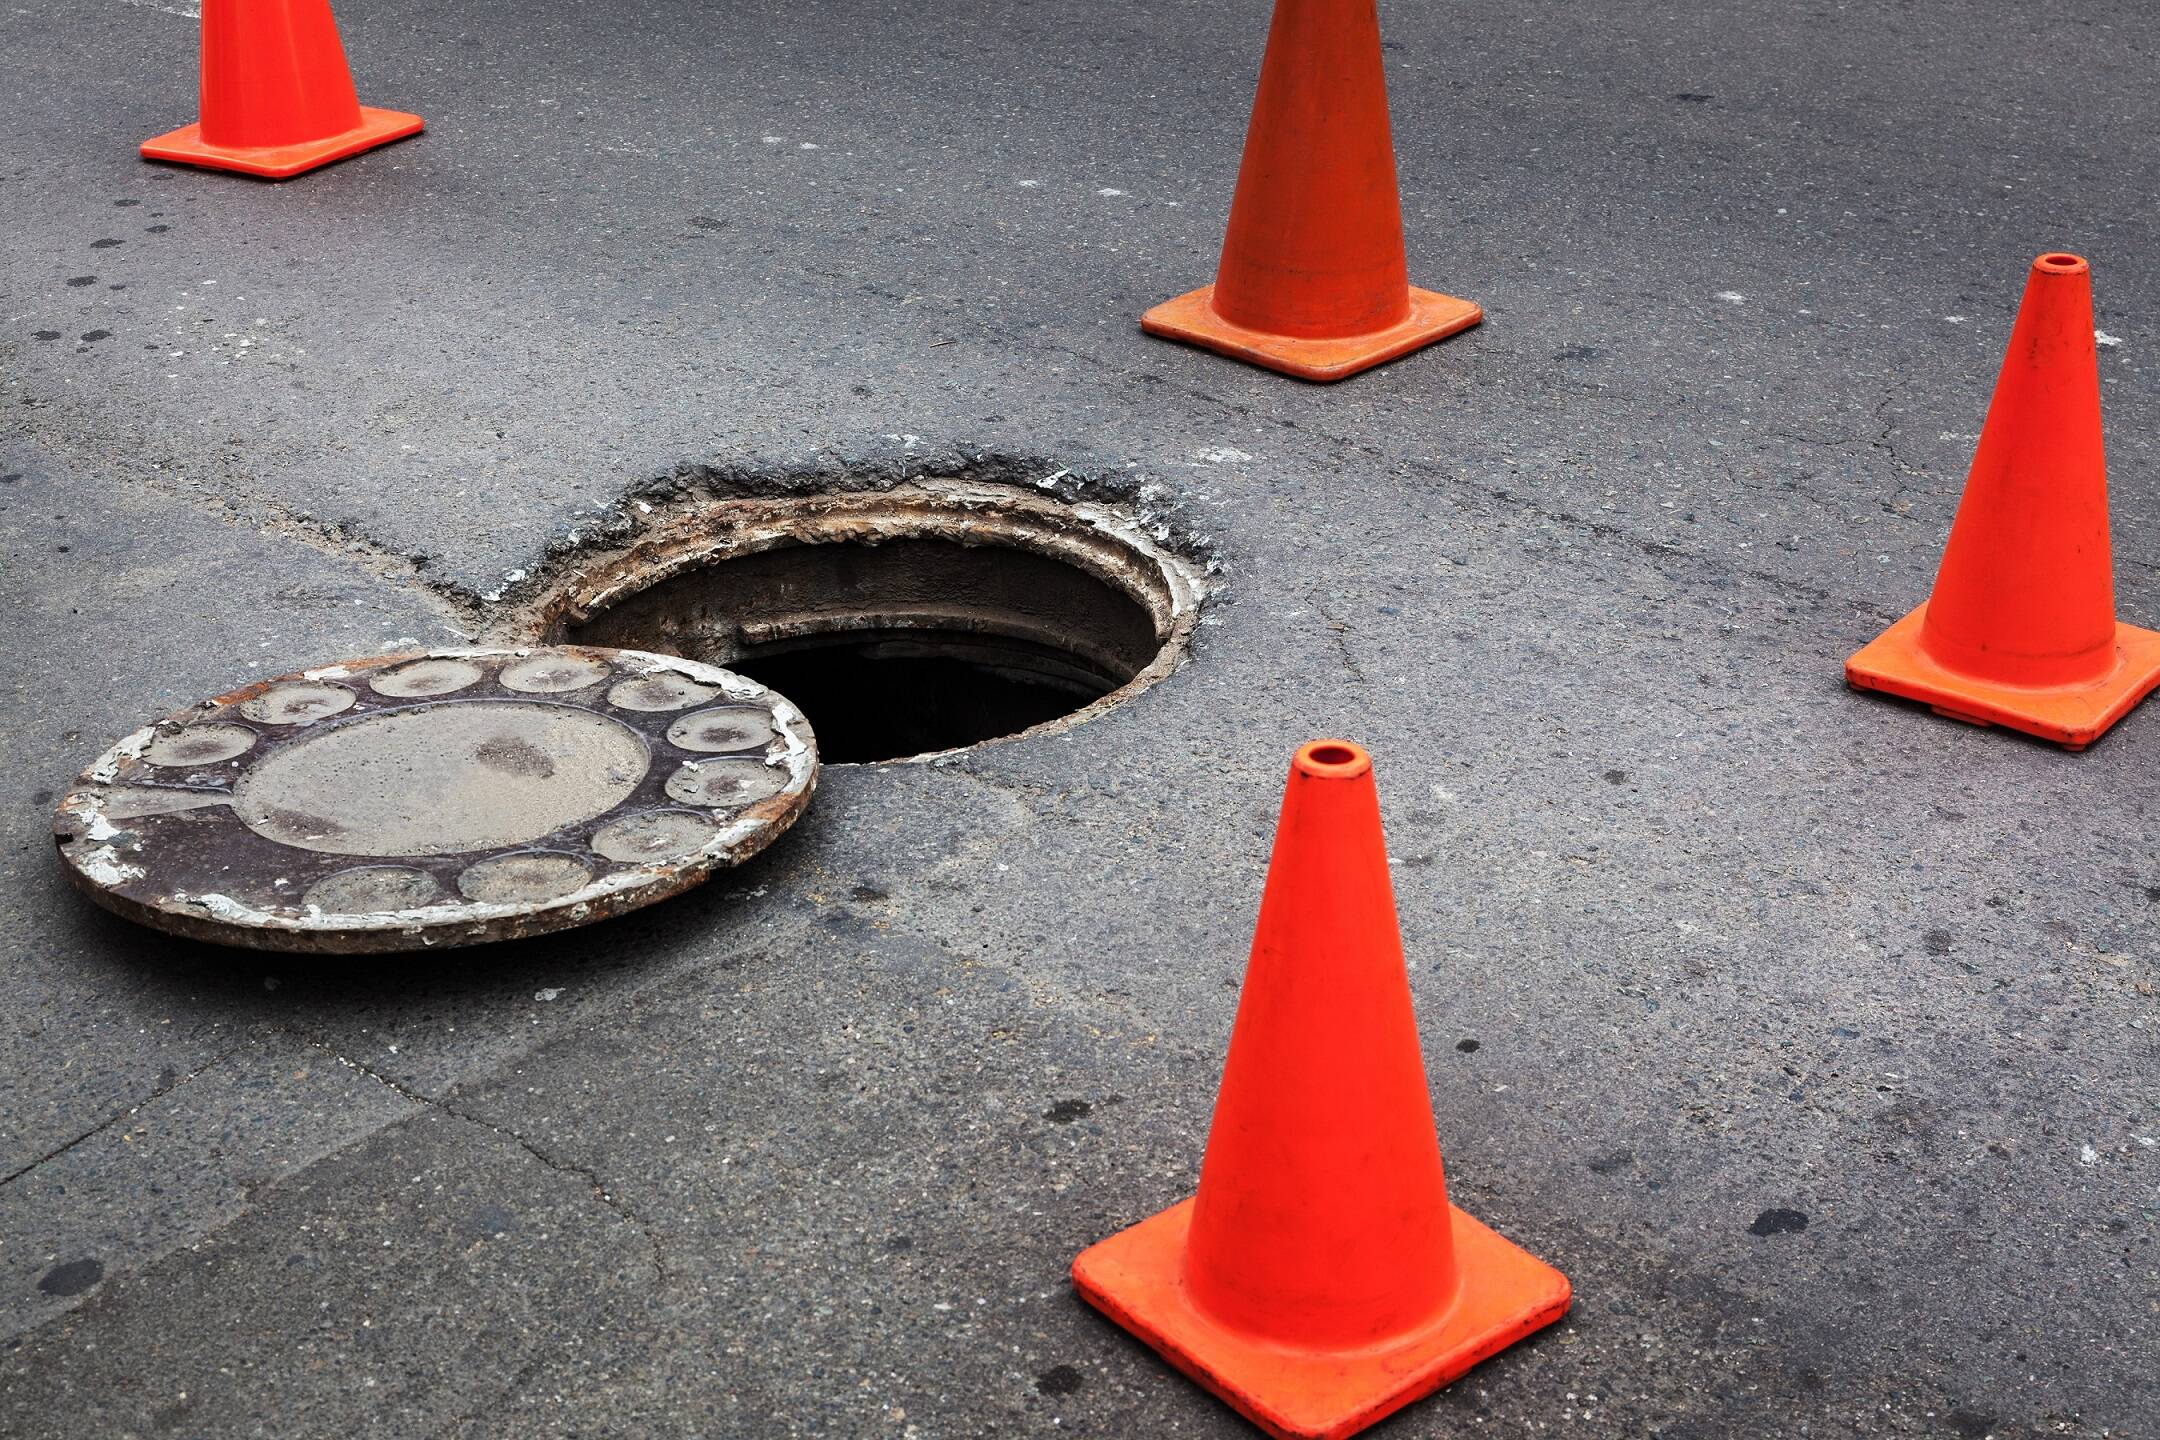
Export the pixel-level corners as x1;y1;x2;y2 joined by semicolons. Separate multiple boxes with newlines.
1847;603;2160;751
1141;283;1482;382
142;106;423;179
1074;1197;1570;1440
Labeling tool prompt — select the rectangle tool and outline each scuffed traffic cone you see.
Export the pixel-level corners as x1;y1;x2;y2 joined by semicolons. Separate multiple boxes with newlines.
141;0;423;179
1072;741;1569;1440
1847;253;2160;749
1140;0;1480;381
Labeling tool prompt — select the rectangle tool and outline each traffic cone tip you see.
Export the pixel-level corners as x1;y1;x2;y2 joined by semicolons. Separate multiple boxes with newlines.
1293;738;1371;777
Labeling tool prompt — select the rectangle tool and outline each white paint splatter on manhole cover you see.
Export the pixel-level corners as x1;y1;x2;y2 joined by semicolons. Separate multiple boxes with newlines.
51;647;818;954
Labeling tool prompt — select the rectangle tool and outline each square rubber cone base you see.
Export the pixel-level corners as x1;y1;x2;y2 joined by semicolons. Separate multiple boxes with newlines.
1140;284;1481;382
1072;1197;1570;1440
1846;604;2160;750
141;107;424;179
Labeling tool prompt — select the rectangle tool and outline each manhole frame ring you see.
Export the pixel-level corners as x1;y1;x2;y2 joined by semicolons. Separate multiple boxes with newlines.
512;480;1208;763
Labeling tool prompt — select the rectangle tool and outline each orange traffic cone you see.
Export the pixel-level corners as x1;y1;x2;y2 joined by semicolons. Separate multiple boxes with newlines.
141;0;423;179
1072;741;1569;1440
1141;0;1480;382
1847;253;2160;749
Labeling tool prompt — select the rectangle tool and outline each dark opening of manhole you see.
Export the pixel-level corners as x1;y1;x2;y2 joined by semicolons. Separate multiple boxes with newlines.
523;482;1204;763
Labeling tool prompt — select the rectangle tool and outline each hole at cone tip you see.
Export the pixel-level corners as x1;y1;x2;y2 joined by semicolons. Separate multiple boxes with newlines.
523;483;1203;765
1297;740;1370;776
2039;252;2084;269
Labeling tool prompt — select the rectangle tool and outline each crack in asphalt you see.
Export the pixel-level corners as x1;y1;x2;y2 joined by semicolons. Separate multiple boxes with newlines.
125;465;490;630
1313;601;1367;682
1046;334;1919;618
56;323;1920;658
0;1046;243;1191
1871;389;1923;479
422;1343;556;1440
304;1042;669;1285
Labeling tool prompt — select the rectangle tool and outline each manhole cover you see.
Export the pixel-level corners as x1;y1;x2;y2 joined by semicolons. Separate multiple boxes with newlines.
51;647;818;954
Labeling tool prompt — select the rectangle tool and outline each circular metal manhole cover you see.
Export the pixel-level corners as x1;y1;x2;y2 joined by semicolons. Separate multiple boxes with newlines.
51;647;818;954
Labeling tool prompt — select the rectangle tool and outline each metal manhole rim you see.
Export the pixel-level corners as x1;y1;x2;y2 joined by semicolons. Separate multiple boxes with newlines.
510;480;1209;765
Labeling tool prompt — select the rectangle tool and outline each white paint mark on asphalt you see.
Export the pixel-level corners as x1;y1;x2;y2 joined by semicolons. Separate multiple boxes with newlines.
1096;188;1126;197
2095;329;2123;347
1715;291;1746;304
120;0;200;17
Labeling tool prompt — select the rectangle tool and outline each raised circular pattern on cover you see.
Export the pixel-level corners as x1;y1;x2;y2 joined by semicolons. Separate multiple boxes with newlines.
590;810;720;863
306;866;448;914
500;654;612;693
369;657;485;698
232;703;650;857
665;757;790;809
608;674;718;712
667;706;777;753
457;851;594;905
240;681;356;725
144;724;256;768
51;647;818;955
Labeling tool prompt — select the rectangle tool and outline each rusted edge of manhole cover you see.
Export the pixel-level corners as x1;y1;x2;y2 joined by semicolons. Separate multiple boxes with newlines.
51;646;818;955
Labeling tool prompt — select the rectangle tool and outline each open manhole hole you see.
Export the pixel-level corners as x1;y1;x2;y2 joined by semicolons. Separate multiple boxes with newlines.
521;481;1206;763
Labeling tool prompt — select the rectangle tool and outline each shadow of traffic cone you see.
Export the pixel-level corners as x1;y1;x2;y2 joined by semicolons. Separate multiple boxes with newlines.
141;0;423;179
1072;741;1569;1440
1140;0;1480;382
1847;253;2160;749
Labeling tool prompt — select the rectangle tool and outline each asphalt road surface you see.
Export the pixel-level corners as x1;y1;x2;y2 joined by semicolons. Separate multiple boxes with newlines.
3;1;2156;1436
